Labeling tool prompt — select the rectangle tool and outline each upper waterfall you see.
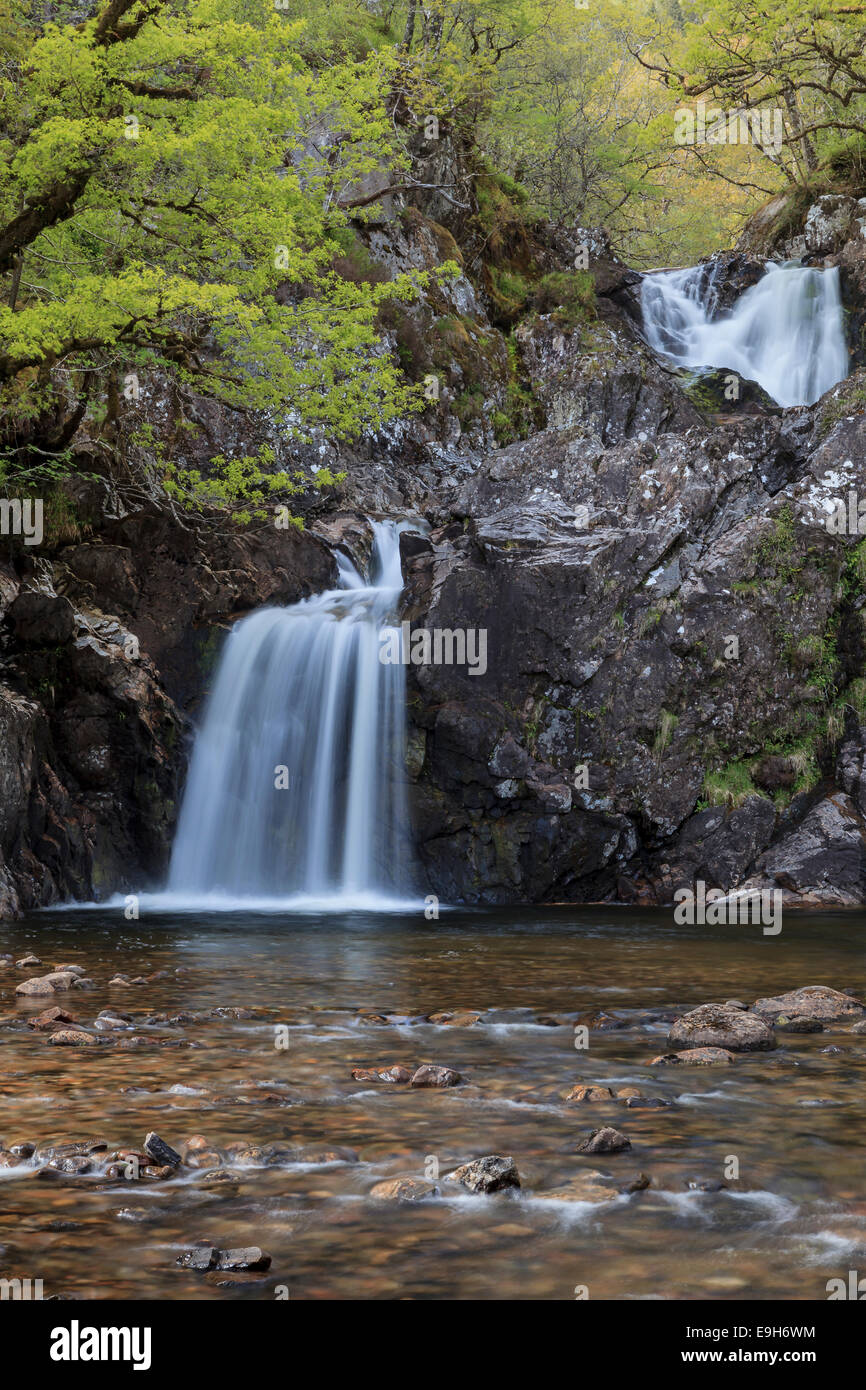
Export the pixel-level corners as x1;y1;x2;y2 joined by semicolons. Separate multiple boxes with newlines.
640;261;848;408
165;519;416;909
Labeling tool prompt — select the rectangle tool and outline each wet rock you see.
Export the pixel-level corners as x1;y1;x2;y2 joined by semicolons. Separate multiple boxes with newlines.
614;1086;643;1100
46;1029;100;1046
108;975;132;986
9;1141;36;1159
15;955;41;967
575;1127;631;1154
370;1177;438;1201
624;1096;672;1109
93;1015;130;1032
575;1009;628;1032
184;1149;223;1170
291;1145;359;1165
46;1155;93;1175
621;1172;652;1194
351;1064;413;1083
182;1135;212;1154
199;1169;242;1190
775;1016;824;1033
565;1084;615;1104
37;1139;108;1162
52;964;85;976
446;1155;521;1194
28;1006;76;1031
746;794;866;905
686;1177;727;1192
10;589;76;644
177;1247;218;1271
426;1010;483;1026
539;1171;616;1205
851;1020;866;1035
752;986;864;1026
650;1047;736;1065
668;1004;775;1052
410;1064;461;1087
144;1132;182;1168
15;972;77;996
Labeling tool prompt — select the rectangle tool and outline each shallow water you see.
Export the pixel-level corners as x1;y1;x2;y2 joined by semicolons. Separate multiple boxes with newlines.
1;907;864;1301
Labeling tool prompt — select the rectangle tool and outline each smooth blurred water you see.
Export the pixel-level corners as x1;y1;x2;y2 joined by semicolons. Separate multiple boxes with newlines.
641;261;849;407
2;906;864;1300
167;520;414;905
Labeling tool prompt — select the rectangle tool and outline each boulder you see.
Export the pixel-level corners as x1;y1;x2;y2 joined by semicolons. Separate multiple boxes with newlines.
446;1155;521;1194
667;1004;776;1052
751;986;864;1025
144;1132;182;1168
410;1064;461;1088
45;1029;100;1047
804;195;856;255
575;1127;631;1154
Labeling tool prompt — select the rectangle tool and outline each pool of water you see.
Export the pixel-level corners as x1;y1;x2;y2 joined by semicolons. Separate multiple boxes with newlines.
1;906;864;1300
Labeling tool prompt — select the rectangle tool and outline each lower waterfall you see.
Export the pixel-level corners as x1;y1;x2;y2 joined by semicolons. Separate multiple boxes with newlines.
165;520;415;909
641;260;848;408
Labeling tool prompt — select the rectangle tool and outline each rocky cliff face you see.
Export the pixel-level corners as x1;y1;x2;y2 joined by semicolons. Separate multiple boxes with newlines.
0;499;333;916
2;174;866;915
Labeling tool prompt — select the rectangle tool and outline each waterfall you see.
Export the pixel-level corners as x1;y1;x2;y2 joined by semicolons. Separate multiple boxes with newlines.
165;519;416;909
641;261;848;408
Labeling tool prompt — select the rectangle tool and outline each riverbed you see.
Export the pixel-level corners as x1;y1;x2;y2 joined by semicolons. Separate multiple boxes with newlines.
1;907;864;1300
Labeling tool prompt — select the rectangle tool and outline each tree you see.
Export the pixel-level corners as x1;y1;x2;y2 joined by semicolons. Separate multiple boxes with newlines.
0;0;422;470
636;0;866;185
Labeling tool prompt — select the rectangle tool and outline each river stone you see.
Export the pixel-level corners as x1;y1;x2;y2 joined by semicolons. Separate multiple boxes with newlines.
565;1084;616;1103
15;973;77;996
751;986;864;1025
651;1047;736;1065
351;1064;413;1083
370;1177;438;1201
177;1247;218;1271
575;1127;631;1154
426;1010;484;1026
216;1251;271;1273
46;1029;100;1046
144;1132;182;1168
28;1006;76;1031
540;1171;616;1205
410;1063;461;1087
668;1004;776;1051
446;1155;521;1194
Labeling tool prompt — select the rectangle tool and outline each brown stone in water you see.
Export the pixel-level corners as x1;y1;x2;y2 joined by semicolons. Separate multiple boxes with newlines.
370;1177;438;1201
650;1047;736;1065
565;1084;615;1103
46;1028;100;1046
575;1127;632;1154
410;1064;461;1088
29;1006;76;1031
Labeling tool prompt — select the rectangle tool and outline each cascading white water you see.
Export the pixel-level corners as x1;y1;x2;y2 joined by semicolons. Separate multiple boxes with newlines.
641;261;848;408
165;520;415;909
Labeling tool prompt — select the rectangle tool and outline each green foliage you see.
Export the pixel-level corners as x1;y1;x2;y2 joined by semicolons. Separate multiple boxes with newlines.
702;759;764;809
529;271;596;329
161;445;344;525
0;0;425;460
